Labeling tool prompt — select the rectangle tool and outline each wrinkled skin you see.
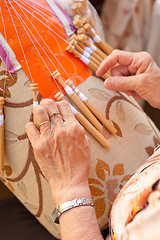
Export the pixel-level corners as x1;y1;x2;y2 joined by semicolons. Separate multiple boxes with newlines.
97;50;160;109
26;99;90;205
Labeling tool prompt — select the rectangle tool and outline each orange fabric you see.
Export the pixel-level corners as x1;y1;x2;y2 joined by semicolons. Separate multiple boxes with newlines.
0;0;91;99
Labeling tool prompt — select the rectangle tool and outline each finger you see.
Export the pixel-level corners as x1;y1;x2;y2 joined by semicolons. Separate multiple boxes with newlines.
104;75;140;92
26;122;40;146
111;65;130;77
40;99;63;126
33;105;50;134
56;100;76;124
96;50;134;76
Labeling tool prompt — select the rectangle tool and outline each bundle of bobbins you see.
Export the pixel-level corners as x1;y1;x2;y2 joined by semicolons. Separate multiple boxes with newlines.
67;15;113;79
51;70;117;148
29;78;117;149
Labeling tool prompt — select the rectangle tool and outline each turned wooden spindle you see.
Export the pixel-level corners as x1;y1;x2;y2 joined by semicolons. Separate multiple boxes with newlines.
51;71;103;131
66;45;110;79
77;35;103;63
55;92;109;149
84;23;113;55
0;97;5;170
71;2;85;15
78;34;107;59
67;80;117;134
73;15;88;27
77;27;86;36
73;17;83;29
70;39;100;66
30;83;39;125
70;34;77;41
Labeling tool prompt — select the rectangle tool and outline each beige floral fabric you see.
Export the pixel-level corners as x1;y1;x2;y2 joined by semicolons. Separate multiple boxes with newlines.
0;58;160;237
101;0;160;66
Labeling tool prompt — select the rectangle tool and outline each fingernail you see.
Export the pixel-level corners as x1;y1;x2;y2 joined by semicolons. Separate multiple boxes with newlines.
104;78;112;88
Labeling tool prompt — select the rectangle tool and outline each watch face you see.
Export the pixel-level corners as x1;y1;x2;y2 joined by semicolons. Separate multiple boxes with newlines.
52;209;59;224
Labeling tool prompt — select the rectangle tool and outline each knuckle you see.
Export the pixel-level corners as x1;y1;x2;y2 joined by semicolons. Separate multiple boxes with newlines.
57;100;69;109
33;105;46;115
70;122;85;135
41;98;55;108
116;76;123;89
141;51;152;60
112;49;120;55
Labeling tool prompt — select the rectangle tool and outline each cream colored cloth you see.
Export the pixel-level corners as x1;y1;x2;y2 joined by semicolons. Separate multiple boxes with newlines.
101;0;160;66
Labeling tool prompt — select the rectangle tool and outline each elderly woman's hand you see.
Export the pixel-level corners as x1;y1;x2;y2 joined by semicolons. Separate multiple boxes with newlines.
26;99;91;205
96;50;160;109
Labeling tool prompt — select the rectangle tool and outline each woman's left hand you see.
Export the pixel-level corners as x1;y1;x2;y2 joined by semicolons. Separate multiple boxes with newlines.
26;99;91;205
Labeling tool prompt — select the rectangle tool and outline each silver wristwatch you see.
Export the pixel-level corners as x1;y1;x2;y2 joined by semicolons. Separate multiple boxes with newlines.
52;198;94;224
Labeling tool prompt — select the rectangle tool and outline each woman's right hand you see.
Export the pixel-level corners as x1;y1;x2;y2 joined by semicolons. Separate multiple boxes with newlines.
96;50;160;109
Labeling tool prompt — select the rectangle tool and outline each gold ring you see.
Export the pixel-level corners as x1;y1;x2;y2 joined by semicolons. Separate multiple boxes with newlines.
39;120;50;127
49;111;60;118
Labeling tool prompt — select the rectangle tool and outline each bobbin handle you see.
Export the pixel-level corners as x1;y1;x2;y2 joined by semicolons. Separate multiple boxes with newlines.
30;83;39;126
52;72;103;131
70;92;103;131
55;92;109;148
98;40;113;55
76;112;109;149
0;97;5;170
84;100;117;135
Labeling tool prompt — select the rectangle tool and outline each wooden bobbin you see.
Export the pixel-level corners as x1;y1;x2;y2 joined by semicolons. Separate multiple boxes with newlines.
77;36;103;63
74;15;88;25
51;70;66;88
52;71;103;132
69;34;77;41
0;97;5;170
30;83;39;126
70;39;100;66
77;27;86;36
84;23;113;55
66;45;110;79
55;92;64;101
68;80;116;134
54;92;109;149
73;17;83;29
71;2;84;15
78;34;107;60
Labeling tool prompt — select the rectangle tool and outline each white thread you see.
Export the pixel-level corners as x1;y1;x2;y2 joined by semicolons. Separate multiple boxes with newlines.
90;44;97;52
78;92;87;102
84;46;93;54
93;35;101;43
33;101;39;108
9;0;69;89
80;55;90;65
5;0;34;82
12;0;69;45
64;85;74;96
69;104;77;115
74;88;79;94
91;28;96;34
88;38;94;44
83;51;90;58
0;115;4;126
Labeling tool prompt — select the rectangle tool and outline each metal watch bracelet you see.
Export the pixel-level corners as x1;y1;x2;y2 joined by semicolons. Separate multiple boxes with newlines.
52;198;95;224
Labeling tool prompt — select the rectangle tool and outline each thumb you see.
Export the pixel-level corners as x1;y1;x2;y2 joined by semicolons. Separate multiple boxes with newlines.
104;75;139;92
